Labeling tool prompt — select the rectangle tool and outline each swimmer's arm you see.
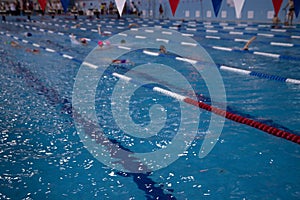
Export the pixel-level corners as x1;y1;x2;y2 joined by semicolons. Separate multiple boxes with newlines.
243;36;256;50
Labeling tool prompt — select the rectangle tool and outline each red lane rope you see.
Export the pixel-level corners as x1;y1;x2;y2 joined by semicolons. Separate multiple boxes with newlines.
184;98;300;145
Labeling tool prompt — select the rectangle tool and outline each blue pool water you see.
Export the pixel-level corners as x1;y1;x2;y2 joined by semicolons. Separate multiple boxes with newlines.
0;16;300;199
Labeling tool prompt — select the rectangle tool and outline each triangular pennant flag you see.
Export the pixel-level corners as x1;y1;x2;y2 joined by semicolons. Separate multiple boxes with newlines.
169;0;180;16
212;0;223;17
38;0;47;11
115;0;126;16
295;0;300;18
60;0;69;13
233;0;245;19
272;0;283;16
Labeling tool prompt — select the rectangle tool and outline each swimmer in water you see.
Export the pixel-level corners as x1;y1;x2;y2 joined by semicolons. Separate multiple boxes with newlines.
112;59;134;65
128;23;139;28
98;25;111;36
70;34;88;45
97;40;111;48
9;41;21;47
159;45;167;54
79;38;88;45
242;36;256;51
26;48;40;54
24;32;32;37
72;23;81;28
98;25;102;35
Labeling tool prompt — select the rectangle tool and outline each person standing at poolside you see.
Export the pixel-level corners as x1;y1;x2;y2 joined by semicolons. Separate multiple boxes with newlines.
283;0;294;26
272;14;280;28
159;3;164;19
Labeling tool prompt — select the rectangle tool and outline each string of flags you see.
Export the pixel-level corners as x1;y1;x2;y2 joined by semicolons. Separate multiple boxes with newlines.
35;0;299;19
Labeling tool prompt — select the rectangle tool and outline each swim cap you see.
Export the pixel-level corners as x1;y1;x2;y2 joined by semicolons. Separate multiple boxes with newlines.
27;32;32;37
121;39;126;44
98;40;103;46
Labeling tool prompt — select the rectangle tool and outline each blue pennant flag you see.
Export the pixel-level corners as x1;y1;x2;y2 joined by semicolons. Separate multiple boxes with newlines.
294;0;300;18
212;0;223;17
60;0;70;13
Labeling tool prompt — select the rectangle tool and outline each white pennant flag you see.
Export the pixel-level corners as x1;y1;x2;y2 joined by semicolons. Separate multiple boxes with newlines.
233;0;245;19
115;0;126;16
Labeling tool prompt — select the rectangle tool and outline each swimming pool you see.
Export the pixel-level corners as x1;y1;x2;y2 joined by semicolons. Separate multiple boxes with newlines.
0;15;299;199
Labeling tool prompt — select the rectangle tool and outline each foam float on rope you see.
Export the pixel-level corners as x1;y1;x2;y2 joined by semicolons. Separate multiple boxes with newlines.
253;51;280;58
270;42;294;47
212;46;232;51
229;31;243;35
143;50;159;56
206;36;220;39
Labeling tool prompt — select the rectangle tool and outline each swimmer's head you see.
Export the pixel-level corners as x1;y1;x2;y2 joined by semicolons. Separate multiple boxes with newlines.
98;40;103;47
160;45;166;50
24;32;32;37
120;39;126;44
81;38;87;44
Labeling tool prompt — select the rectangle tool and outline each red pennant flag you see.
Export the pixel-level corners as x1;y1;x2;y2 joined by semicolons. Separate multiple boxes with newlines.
38;0;47;11
169;0;180;16
272;0;283;16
